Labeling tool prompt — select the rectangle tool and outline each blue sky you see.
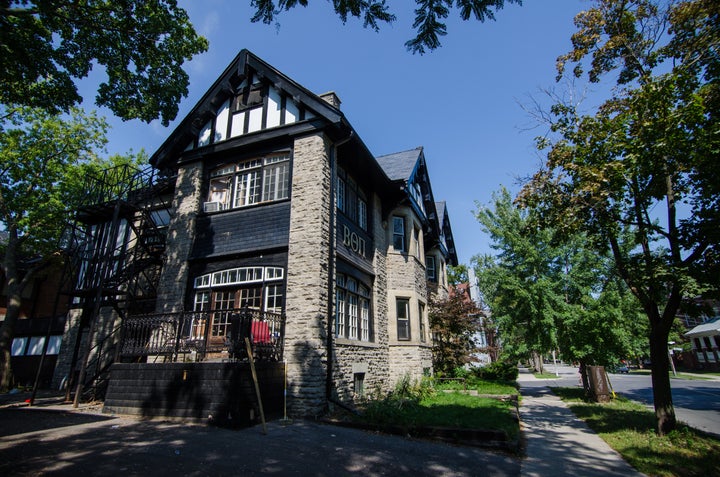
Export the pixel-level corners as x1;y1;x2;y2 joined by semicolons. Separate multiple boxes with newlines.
85;0;596;266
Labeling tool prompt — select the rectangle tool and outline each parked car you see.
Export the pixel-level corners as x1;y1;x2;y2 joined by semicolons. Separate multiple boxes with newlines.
614;364;629;374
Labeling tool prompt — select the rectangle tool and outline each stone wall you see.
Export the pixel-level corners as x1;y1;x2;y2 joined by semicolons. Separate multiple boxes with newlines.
155;161;204;313
284;132;332;417
330;192;391;402
389;344;433;383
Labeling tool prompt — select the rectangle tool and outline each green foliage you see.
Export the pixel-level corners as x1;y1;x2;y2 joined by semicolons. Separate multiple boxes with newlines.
446;264;468;286
520;0;720;435
0;107;108;254
473;188;561;363
470;360;519;382
429;292;481;374
360;375;518;438
248;0;521;54
0;1;208;124
362;375;435;424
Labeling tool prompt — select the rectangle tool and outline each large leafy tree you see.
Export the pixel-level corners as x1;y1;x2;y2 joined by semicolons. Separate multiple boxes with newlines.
0;0;208;125
473;188;562;373
0;107;112;390
248;0;521;54
475;188;648;380
520;0;719;434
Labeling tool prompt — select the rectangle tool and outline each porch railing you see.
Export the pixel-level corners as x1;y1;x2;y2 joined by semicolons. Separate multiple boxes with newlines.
119;308;285;362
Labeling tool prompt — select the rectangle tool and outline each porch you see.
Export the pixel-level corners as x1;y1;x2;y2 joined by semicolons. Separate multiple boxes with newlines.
118;308;285;363
102;308;286;427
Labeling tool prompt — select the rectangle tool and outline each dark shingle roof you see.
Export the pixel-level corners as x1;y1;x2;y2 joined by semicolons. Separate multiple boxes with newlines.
375;147;422;181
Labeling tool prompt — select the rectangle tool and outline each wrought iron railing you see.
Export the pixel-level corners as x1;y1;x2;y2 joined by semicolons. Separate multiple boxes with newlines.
119;308;285;362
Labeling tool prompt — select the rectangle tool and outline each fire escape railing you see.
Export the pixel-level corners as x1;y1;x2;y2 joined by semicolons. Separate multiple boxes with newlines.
119;308;285;363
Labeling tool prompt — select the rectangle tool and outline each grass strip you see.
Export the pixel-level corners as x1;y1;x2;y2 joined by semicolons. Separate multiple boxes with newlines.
552;387;720;477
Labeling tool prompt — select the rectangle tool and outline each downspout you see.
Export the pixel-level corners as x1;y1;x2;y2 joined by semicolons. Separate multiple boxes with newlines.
326;130;354;406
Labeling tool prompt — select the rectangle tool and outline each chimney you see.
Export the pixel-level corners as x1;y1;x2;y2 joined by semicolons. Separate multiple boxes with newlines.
319;91;341;109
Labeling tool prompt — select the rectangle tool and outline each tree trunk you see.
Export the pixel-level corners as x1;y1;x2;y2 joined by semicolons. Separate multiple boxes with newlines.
578;361;590;395
649;324;677;435
0;228;23;391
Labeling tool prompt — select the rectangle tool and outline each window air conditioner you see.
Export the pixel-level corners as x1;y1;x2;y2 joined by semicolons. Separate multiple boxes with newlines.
203;201;222;213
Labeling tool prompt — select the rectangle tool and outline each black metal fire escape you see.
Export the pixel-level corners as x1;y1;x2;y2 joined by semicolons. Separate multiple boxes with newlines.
61;164;174;404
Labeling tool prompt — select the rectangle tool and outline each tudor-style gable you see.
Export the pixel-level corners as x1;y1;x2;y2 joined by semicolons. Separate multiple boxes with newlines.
150;49;348;171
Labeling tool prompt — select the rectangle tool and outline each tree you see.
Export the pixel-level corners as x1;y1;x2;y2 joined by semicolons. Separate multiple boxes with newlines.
248;0;522;54
520;0;720;434
0;107;112;390
0;0;208;125
475;188;649;380
429;290;481;374
447;264;469;286
552;233;649;391
473;188;562;373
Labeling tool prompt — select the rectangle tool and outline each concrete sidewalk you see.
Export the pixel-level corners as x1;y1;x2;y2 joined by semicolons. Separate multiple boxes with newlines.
518;367;646;477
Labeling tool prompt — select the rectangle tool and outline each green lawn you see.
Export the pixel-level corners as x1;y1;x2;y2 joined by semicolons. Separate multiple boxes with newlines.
552;387;720;477
361;390;519;439
533;372;559;379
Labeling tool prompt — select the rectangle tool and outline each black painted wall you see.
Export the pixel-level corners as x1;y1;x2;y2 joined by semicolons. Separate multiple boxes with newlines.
104;362;285;428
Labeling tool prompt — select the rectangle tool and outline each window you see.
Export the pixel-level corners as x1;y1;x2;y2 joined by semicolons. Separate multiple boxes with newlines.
396;298;410;340
10;336;62;356
392;216;405;252
337;176;346;213
211;291;235;337
11;337;27;356
419;302;426;343
192;266;285;340
337;167;368;230
233;160;262;207
336;286;346;337
360;285;370;341
426;256;436;281
354;372;365;396
413;227;421;258
207;154;290;212
358;198;368;231
336;273;372;342
263;156;290;201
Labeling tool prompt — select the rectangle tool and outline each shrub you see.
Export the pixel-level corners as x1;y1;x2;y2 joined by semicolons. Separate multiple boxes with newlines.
471;360;518;382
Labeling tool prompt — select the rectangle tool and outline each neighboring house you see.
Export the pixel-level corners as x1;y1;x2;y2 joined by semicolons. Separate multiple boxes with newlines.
1;262;70;388
684;308;720;371
53;50;457;419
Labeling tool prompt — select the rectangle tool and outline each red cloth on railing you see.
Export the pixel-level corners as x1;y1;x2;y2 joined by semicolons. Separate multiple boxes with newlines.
251;320;271;343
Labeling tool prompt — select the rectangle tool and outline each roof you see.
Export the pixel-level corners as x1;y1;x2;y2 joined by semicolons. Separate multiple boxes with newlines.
685;316;720;339
375;147;423;181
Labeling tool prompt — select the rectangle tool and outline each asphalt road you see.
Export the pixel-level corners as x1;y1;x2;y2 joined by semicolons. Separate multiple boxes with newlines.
0;407;520;477
535;364;720;437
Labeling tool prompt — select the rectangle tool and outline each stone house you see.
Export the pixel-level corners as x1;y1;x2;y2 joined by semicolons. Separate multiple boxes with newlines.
54;49;457;419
